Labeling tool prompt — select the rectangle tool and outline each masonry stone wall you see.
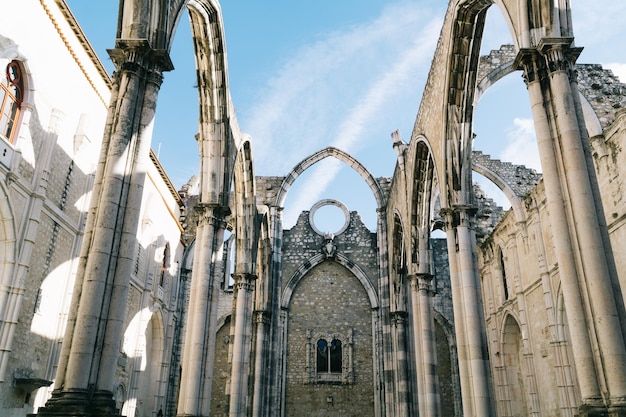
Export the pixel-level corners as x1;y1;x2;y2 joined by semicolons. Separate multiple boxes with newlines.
475;106;626;415
281;211;378;293
285;261;374;417
280;209;378;417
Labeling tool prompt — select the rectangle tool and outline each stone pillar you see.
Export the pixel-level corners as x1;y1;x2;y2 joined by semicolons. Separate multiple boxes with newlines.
443;206;493;417
251;310;270;417
516;44;626;415
229;273;256;417
267;206;284;417
177;205;227;417
37;40;172;417
540;39;626;411
376;207;396;417
392;311;411;417
410;273;440;417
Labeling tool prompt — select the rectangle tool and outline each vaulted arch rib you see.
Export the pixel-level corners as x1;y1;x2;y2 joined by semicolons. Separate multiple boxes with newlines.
274;147;385;210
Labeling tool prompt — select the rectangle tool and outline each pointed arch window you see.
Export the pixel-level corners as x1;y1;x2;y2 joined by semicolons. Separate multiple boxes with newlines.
1;60;24;144
306;329;354;384
316;338;342;374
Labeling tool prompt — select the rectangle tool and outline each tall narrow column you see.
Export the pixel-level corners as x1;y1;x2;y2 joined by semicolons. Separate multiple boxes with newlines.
177;205;226;417
267;206;285;416
251;311;270;417
410;273;440;417
392;311;411;417
37;40;172;417
376;207;396;417
443;206;493;417
514;48;603;411
229;273;256;417
540;40;626;410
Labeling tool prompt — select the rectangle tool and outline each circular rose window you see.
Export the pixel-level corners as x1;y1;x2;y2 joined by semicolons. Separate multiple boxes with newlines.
309;199;350;236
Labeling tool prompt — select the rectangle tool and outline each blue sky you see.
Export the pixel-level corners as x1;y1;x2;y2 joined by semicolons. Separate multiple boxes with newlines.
65;0;625;231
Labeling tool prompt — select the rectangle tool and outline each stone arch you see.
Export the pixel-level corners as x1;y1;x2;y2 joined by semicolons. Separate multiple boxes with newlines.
474;45;607;148
390;211;407;312
274;146;385;210
281;253;378;310
475;164;525;217
125;307;167;417
282;258;377;416
433;311;461;417
499;312;529;417
254;208;271;311
233;139;258;275
186;0;238;207
440;0;567;207
409;137;438;265
440;0;493;207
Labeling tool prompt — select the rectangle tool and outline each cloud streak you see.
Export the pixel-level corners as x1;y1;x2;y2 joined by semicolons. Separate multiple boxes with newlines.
238;2;443;226
284;16;443;221
244;2;442;175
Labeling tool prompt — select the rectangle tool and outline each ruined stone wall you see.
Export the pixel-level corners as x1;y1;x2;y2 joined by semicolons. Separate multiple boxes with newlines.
281;211;378;294
281;211;378;417
592;108;626;320
477;178;567;417
475;105;626;416
285;261;375;417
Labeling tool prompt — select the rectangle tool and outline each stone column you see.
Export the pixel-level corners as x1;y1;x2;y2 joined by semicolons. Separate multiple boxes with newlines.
540;40;626;412
410;273;440;417
37;40;172;417
515;47;607;414
267;206;284;417
376;207;396;417
252;310;270;417
177;205;227;417
229;272;256;417
392;311;411;417
443;206;493;417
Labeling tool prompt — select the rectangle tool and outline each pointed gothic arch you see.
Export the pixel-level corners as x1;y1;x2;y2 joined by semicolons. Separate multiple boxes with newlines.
281;252;379;310
274;146;385;210
499;313;530;417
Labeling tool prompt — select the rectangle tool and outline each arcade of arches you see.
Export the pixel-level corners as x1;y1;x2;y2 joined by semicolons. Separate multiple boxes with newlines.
1;1;626;417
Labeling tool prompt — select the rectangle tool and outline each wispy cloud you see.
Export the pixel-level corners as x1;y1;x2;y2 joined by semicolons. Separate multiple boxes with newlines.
239;2;442;226
284;16;443;221
244;2;442;176
500;117;541;172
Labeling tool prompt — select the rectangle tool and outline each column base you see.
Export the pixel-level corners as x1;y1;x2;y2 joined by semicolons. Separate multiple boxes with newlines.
34;388;120;417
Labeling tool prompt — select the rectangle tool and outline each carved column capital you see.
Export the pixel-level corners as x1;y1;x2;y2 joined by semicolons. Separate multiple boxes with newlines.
390;310;408;326
409;273;434;295
195;203;229;228
537;37;582;76
232;273;257;292
440;205;477;229
107;39;174;86
253;310;271;324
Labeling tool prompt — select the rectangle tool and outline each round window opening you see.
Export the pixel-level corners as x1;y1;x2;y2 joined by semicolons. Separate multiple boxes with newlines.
309;199;350;236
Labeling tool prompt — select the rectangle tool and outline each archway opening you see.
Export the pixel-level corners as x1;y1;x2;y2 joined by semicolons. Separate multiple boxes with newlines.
282;157;377;231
